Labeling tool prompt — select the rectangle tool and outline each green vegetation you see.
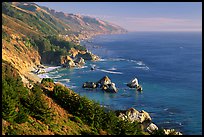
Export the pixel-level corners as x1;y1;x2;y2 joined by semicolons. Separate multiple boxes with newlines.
2;60;147;135
48;83;144;135
2;2;86;65
41;78;54;84
2;60;52;125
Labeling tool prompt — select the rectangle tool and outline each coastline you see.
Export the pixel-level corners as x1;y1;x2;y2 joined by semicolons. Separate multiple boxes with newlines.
21;32;185;135
23;65;62;84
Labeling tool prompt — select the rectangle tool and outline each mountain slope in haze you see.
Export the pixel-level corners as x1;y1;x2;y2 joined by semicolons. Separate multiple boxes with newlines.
2;2;127;83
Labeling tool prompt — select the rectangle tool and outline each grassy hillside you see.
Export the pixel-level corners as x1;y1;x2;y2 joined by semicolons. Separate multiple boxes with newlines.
2;60;150;135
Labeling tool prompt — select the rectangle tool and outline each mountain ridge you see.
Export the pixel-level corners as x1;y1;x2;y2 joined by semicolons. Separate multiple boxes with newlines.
2;2;127;83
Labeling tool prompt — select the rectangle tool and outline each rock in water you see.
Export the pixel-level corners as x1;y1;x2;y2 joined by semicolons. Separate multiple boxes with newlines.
121;108;152;123
127;78;139;88
61;56;76;68
127;78;143;91
82;82;98;89
103;83;118;93
82;76;118;93
76;51;100;61
74;57;85;67
136;85;143;91
146;123;158;133
163;129;182;135
97;76;112;87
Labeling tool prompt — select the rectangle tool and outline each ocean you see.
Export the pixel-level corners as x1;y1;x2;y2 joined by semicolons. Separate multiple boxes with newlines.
41;32;202;135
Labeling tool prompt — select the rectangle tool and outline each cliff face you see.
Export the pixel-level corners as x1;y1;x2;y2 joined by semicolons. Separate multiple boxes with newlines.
2;2;127;82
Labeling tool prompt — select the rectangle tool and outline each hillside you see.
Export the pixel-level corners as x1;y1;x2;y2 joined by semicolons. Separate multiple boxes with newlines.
2;60;151;135
2;2;127;84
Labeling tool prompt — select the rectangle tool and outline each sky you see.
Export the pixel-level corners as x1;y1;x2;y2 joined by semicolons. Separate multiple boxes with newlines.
35;2;202;32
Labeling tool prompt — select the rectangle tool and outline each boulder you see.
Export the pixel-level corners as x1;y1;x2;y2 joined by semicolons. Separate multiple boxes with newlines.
76;51;100;61
136;85;143;91
121;108;152;123
74;57;85;67
103;83;118;93
61;56;76;68
62;60;76;68
146;123;158;133
82;76;118;93
163;129;182;135
118;113;128;121
82;82;98;89
127;78;139;88
97;76;112;87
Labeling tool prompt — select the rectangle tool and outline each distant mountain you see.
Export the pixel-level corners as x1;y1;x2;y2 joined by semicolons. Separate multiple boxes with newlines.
4;2;127;37
2;2;127;82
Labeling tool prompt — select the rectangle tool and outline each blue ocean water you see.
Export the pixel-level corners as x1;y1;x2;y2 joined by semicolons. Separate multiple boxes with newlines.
46;32;202;135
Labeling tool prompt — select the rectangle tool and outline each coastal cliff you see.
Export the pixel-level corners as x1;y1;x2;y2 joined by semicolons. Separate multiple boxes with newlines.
2;2;127;83
2;2;181;135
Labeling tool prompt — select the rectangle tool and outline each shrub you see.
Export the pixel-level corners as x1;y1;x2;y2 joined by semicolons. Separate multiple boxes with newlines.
50;84;143;135
41;78;54;84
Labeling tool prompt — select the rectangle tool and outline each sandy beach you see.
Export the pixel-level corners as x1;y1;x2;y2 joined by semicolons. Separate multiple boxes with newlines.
21;65;62;84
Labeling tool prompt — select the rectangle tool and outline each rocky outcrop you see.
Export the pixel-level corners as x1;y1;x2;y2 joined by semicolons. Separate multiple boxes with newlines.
60;56;76;68
146;123;158;133
82;76;118;93
117;107;183;135
97;76;118;93
163;129;182;135
124;108;152;123
97;76;112;87
76;51;100;61
60;49;99;68
74;57;85;67
127;78;143;91
82;82;98;89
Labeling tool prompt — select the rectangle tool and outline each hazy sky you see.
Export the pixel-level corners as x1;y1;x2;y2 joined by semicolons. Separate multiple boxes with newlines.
35;2;202;32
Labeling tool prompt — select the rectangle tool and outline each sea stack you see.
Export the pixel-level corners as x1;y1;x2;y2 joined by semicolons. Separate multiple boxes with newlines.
127;78;143;91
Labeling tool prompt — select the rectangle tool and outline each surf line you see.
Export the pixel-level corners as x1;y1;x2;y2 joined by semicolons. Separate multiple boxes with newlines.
99;69;123;74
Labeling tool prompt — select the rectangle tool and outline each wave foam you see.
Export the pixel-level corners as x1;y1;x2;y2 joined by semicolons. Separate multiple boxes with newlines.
135;66;150;70
108;67;117;71
99;69;123;74
58;79;70;82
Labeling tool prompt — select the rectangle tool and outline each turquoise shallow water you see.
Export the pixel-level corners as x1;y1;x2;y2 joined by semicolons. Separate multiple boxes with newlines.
44;32;202;135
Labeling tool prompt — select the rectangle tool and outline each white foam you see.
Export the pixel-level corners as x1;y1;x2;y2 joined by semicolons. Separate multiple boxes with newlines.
99;58;108;62
58;79;70;82
75;65;88;69
37;74;50;78
136;61;145;66
135;66;150;70
45;66;61;72
99;69;123;74
109;58;126;61
50;75;62;79
108;67;117;71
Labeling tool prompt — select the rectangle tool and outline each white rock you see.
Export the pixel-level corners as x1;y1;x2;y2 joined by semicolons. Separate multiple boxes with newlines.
146;123;158;133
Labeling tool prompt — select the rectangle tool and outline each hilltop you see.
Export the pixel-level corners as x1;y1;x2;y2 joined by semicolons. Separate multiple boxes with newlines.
2;2;127;84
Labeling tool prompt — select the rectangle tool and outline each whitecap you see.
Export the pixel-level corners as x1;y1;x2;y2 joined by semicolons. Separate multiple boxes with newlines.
44;66;61;72
108;67;117;71
136;61;145;66
75;66;88;69
50;75;62;79
58;79;70;82
37;74;50;79
99;69;123;74
164;108;169;111
99;58;108;62
135;66;150;70
109;58;126;61
164;121;170;123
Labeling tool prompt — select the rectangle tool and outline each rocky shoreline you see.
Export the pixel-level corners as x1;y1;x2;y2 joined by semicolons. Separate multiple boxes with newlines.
25;33;182;135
